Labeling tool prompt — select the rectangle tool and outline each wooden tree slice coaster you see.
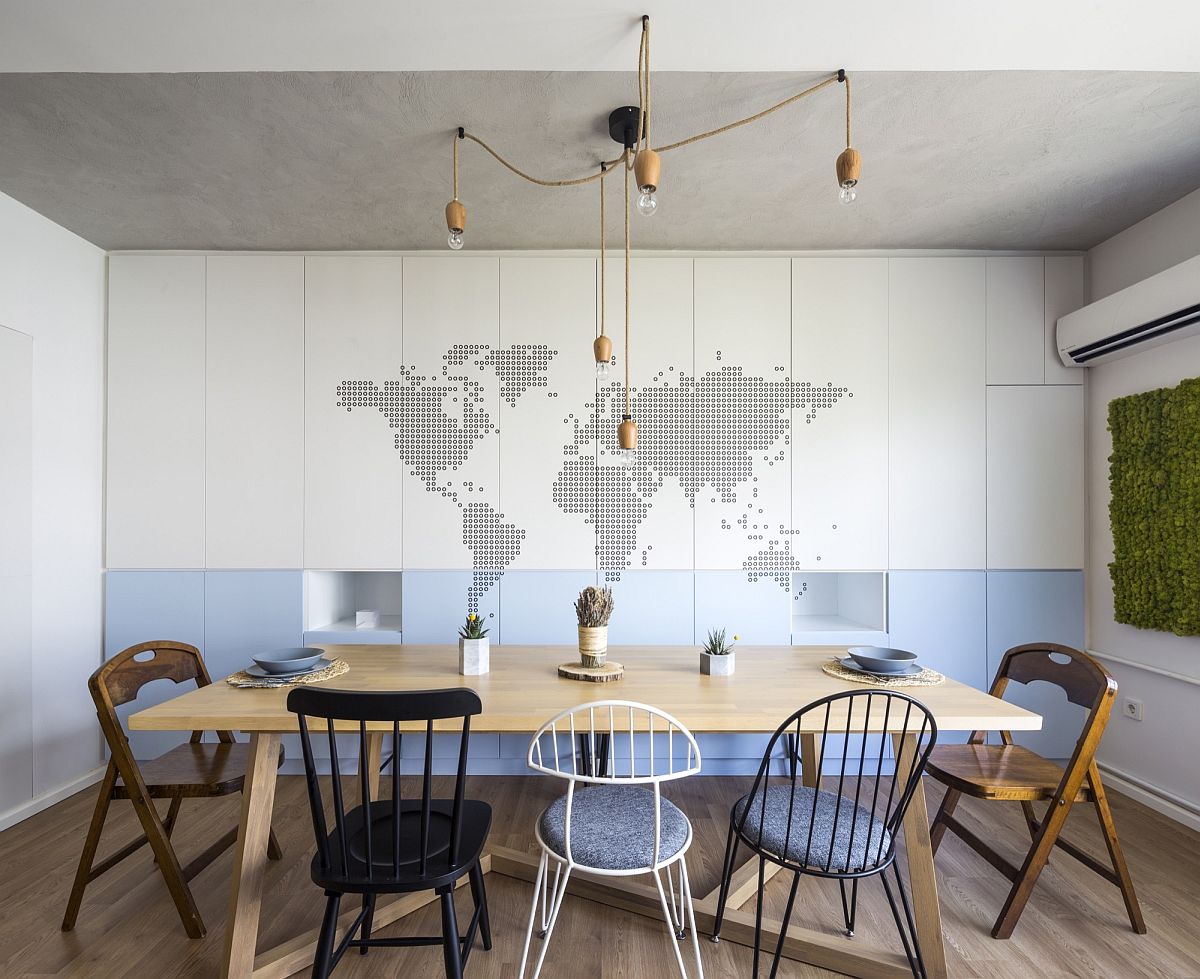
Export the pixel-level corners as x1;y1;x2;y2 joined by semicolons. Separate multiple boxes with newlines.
558;661;625;683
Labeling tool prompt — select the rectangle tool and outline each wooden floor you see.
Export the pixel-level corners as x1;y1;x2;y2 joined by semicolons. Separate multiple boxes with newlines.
3;774;1197;978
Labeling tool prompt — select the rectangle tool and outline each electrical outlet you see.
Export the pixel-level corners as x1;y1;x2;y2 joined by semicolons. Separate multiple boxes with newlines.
1123;697;1143;722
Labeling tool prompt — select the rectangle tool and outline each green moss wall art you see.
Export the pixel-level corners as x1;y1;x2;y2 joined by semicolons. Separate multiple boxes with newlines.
1107;376;1200;636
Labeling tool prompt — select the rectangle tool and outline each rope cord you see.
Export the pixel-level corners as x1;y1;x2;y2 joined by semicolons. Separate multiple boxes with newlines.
652;75;839;154
452;132;459;199
844;74;852;147
461;132;624;187
623;161;630;417
599;164;606;339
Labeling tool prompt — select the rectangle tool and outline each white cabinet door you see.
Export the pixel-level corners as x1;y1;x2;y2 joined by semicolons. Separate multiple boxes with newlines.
205;256;304;568
403;257;500;570
0;326;33;814
1044;256;1085;384
600;257;694;570
792;257;888;570
986;257;1045;385
500;257;597;570
304;257;404;569
889;257;986;569
987;385;1085;569
107;256;206;568
694;257;792;571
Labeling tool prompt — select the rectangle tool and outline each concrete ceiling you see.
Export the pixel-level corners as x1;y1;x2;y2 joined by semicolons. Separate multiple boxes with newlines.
1;70;1199;251
3;1;1200;72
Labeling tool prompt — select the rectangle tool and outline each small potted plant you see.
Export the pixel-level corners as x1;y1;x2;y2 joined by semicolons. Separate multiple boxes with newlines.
700;628;738;676
575;586;615;669
458;613;490;676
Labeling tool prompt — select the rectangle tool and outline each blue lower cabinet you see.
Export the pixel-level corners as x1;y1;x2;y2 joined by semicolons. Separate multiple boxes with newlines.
694;572;791;646
401;571;501;644
105;571;206;758
986;571;1086;759
605;572;695;645
204;571;303;681
888;571;987;745
500;571;596;644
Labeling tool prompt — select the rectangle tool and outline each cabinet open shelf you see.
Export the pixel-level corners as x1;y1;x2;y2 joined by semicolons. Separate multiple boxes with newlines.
790;572;888;646
303;571;403;645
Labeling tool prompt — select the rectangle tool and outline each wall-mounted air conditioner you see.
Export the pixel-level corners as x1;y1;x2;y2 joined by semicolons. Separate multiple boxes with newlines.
1057;253;1200;366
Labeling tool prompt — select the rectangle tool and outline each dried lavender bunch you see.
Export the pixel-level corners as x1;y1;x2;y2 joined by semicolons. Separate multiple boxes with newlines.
574;586;615;627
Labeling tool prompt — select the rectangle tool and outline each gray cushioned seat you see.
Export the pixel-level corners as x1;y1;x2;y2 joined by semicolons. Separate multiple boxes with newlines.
733;785;891;872
538;785;690;870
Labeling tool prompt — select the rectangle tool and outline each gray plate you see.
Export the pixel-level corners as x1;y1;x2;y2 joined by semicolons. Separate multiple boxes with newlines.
839;656;922;678
244;657;332;680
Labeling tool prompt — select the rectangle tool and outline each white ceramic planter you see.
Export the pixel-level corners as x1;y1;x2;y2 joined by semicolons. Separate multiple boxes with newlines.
459;637;490;675
700;650;735;676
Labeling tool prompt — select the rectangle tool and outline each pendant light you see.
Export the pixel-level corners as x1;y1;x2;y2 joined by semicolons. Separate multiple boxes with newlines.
594;163;613;379
437;15;867;457
633;16;660;217
445;128;466;248
617;158;637;467
835;71;860;205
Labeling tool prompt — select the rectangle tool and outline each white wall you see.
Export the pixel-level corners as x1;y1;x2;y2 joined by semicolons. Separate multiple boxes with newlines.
0;192;106;830
1085;187;1200;830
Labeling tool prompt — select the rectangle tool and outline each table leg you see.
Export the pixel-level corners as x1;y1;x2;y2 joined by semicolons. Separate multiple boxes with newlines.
362;731;384;805
799;733;823;788
893;733;948;979
221;733;282;979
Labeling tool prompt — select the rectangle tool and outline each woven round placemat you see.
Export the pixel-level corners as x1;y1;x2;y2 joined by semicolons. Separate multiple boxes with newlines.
822;658;945;687
225;657;349;689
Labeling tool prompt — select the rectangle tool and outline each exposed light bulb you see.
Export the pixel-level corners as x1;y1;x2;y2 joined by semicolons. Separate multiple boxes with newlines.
447;230;465;250
596;360;610;380
636;189;658;217
618;448;636;468
839;182;857;206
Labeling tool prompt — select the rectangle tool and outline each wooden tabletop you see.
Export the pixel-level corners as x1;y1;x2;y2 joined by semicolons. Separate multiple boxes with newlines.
128;645;1040;735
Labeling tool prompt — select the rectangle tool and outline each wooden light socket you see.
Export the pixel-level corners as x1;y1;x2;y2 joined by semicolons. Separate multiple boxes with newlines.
634;149;661;192
836;148;861;188
593;334;613;364
618;417;638;450
445;199;467;233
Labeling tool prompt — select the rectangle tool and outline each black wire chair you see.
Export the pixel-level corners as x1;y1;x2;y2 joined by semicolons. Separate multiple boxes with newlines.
287;686;492;979
711;690;937;979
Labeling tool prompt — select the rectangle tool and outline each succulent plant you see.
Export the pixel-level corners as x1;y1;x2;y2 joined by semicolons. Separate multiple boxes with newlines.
458;613;489;640
574;586;615;627
703;628;737;655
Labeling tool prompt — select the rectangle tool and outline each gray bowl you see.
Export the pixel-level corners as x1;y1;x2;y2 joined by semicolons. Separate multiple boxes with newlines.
847;646;918;674
252;646;326;675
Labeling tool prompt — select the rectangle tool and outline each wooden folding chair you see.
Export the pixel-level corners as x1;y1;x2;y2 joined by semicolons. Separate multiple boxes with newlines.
926;643;1145;939
62;640;284;938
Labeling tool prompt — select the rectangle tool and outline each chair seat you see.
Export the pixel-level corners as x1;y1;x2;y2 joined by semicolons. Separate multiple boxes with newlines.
926;744;1092;802
538;785;691;871
313;798;492;893
115;741;284;799
733;785;892;873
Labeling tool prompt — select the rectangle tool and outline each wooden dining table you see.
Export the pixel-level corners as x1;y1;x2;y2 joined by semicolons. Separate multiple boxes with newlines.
128;644;1040;979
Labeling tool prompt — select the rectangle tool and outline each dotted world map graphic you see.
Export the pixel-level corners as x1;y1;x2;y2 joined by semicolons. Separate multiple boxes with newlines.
338;345;848;608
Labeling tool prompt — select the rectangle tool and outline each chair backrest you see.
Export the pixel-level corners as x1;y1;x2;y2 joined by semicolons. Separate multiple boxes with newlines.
527;701;701;868
89;640;230;748
988;642;1118;758
287;686;482;884
527;700;702;784
737;690;937;874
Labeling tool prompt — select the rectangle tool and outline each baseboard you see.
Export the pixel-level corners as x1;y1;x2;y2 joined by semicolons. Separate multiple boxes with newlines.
1098;762;1200;834
0;765;107;833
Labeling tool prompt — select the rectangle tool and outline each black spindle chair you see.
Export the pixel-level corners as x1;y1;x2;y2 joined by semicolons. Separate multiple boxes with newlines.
711;690;937;979
287;687;492;979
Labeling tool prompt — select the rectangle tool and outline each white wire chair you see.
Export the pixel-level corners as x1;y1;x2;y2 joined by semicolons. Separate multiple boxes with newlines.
517;700;705;979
